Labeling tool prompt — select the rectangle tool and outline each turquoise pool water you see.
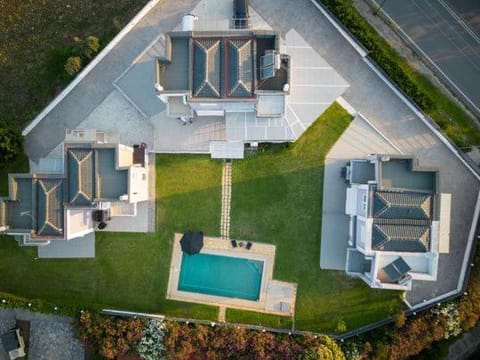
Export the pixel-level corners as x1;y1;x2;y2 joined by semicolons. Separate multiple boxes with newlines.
178;253;264;301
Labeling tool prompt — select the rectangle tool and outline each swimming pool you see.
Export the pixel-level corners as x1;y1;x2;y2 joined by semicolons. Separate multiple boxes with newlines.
178;253;264;301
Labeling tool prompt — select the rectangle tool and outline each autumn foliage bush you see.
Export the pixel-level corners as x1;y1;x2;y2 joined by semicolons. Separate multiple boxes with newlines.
163;321;345;360
75;311;145;359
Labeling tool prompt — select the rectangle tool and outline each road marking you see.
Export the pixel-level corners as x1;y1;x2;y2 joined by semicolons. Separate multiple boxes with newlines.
437;0;480;44
378;5;480;115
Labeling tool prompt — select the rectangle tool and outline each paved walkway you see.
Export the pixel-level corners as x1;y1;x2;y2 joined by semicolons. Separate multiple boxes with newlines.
220;161;232;240
249;0;480;306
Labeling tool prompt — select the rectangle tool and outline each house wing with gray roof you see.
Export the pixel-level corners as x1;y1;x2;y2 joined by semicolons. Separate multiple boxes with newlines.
372;221;430;252
67;149;95;206
373;190;432;220
36;178;64;236
192;38;222;98
227;38;254;97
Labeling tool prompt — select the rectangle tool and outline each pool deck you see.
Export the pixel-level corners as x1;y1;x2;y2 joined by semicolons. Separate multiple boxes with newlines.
167;233;297;317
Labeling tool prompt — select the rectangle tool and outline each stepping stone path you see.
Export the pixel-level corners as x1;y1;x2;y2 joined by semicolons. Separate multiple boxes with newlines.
218;306;226;322
220;161;232;240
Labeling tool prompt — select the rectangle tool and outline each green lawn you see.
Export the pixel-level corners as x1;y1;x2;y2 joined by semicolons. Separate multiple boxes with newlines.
229;103;401;332
0;154;222;321
0;105;400;333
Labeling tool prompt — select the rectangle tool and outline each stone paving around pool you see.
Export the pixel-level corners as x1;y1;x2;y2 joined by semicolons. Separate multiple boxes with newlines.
167;233;297;317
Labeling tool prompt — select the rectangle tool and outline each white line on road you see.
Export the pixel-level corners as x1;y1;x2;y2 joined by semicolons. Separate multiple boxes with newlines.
437;0;480;44
378;7;480;115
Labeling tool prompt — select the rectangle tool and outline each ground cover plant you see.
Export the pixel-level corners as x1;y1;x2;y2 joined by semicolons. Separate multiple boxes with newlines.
318;0;480;148
229;103;401;332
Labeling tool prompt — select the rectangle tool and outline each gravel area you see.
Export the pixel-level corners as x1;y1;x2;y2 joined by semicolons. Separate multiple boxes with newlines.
0;309;84;360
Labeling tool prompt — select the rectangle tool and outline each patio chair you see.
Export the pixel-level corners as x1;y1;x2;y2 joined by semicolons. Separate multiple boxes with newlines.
231;239;238;248
246;241;252;250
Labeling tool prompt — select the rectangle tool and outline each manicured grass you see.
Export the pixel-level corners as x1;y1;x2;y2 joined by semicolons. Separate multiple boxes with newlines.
229;103;401;333
0;0;148;126
0;154;222;321
226;308;293;329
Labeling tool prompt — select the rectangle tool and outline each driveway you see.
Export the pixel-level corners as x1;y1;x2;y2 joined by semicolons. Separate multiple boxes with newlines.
378;0;480;116
250;0;480;307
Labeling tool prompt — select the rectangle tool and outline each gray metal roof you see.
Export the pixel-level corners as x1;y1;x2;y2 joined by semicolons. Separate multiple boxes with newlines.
350;160;375;184
36;178;64;236
373;190;432;220
193;39;223;97
68;149;95;206
227;39;254;97
372;221;430;252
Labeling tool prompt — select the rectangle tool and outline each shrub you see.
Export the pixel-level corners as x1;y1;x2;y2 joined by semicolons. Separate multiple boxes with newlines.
86;36;101;57
64;56;82;76
75;311;145;359
431;302;462;339
0;122;23;165
163;321;344;360
0;291;84;316
136;319;166;360
336;318;347;333
394;311;406;328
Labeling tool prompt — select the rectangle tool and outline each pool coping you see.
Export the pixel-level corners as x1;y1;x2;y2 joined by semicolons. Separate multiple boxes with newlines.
167;233;297;317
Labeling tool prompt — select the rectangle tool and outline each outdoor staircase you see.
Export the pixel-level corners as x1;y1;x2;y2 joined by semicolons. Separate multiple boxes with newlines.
220;161;232;240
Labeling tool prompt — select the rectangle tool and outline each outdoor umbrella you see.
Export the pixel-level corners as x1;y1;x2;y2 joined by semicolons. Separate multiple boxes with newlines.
180;231;204;255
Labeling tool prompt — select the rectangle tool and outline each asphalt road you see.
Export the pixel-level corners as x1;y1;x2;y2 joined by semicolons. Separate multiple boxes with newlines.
378;0;480;116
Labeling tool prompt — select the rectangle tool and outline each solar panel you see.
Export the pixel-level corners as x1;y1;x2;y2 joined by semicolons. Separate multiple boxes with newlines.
261;53;274;67
260;66;274;79
393;257;411;275
383;263;402;282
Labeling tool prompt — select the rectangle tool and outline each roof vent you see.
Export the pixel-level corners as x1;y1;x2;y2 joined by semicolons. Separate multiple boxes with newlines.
182;14;198;31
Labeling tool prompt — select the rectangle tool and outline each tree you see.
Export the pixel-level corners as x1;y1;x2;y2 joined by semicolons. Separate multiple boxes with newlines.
0;122;23;165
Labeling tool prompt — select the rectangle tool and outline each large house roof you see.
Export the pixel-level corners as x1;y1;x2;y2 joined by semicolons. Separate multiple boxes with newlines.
192;37;255;98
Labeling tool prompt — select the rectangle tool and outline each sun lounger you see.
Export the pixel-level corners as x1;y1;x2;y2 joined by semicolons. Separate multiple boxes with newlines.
231;239;238;248
246;241;252;250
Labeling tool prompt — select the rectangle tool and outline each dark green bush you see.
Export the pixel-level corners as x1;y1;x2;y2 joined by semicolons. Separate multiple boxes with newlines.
0;122;23;165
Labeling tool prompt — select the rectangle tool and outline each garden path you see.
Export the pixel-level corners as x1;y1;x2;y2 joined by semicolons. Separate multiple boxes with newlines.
220;161;232;240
